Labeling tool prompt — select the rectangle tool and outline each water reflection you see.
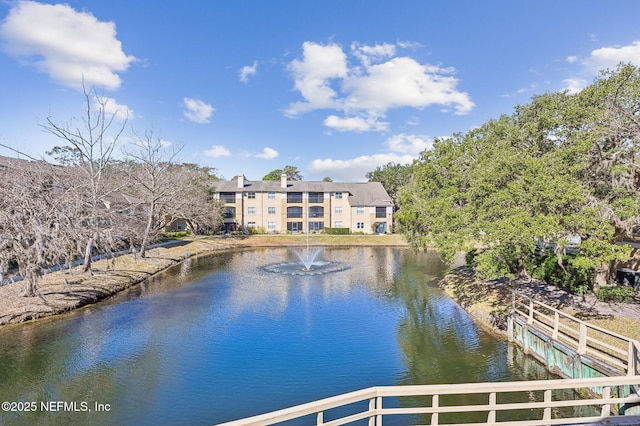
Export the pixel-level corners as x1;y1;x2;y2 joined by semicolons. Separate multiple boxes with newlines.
0;247;554;425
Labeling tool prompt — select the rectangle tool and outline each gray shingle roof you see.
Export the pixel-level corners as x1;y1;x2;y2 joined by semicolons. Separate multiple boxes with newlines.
214;178;393;207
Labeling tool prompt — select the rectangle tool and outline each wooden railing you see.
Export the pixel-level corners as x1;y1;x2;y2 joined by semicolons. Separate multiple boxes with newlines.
217;376;640;425
511;293;640;376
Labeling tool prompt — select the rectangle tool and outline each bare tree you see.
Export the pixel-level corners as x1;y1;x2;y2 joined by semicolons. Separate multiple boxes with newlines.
0;159;73;296
165;163;225;234
42;84;128;274
124;129;182;258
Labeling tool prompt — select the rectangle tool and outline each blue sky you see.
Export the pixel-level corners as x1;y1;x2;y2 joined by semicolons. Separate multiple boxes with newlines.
2;1;640;181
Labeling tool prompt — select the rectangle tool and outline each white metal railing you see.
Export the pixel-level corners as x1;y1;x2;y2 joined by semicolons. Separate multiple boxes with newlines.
511;293;640;376
217;376;640;425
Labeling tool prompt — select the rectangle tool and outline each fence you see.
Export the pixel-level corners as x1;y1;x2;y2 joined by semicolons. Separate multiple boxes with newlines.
217;376;640;425
509;293;640;377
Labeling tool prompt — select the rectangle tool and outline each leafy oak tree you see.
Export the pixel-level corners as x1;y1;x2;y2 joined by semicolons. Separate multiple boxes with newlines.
262;165;302;181
366;162;412;206
398;64;640;291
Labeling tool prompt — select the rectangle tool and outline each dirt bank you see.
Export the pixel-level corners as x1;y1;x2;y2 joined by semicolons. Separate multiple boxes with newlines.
0;234;407;326
439;267;640;341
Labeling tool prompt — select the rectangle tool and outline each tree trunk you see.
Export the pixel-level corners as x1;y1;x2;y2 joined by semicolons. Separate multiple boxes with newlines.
83;236;95;274
593;265;611;291
140;202;156;259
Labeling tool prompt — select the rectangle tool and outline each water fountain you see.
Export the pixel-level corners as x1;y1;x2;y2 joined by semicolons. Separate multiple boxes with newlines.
264;227;350;275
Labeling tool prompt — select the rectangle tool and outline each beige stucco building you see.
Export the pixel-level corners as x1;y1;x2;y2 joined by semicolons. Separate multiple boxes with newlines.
213;174;394;234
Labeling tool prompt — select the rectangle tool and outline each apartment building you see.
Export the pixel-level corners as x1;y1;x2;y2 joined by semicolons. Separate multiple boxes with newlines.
213;174;394;234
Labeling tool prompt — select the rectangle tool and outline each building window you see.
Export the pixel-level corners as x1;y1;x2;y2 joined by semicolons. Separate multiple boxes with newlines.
308;192;323;203
248;207;256;215
287;206;303;218
335;192;343;199
287;222;303;232
247;222;256;229
267;192;276;200
335;206;343;214
268;222;276;230
308;222;324;232
220;192;235;203
224;206;236;219
376;207;386;218
287;192;303;203
247;191;256;199
335;221;343;228
308;206;324;218
356;206;365;214
356;222;365;229
268;206;276;214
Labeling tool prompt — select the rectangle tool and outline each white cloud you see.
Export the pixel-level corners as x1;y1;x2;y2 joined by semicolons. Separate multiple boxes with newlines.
386;134;432;155
239;60;258;83
323;115;389;132
284;41;348;116
566;56;578;64
350;41;396;67
563;78;587;94
0;1;135;91
585;40;640;72
204;145;231;158
96;97;134;121
308;153;415;182
254;147;279;159
343;57;474;114
183;97;215;123
285;41;474;132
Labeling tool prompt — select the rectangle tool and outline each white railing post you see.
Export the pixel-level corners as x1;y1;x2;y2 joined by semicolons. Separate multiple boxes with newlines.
552;311;559;340
578;323;587;355
376;396;382;426
316;411;323;425
431;394;439;426
543;389;552;425
601;386;611;417
527;299;534;325
368;397;376;426
486;392;496;423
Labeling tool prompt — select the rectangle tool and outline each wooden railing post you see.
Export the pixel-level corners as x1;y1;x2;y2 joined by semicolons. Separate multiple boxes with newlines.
552;311;559;340
578;323;587;355
629;340;639;376
527;299;534;325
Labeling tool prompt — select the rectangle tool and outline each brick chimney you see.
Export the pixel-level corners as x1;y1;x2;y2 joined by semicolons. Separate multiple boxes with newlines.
280;173;287;189
237;174;244;188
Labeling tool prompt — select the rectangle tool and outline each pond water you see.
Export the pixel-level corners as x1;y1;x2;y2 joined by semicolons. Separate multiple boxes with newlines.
0;247;556;425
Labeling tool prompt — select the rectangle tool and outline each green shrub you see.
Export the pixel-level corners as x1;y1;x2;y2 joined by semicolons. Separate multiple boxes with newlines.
596;286;637;303
248;226;266;235
465;249;478;267
161;230;191;239
325;227;350;235
531;252;592;295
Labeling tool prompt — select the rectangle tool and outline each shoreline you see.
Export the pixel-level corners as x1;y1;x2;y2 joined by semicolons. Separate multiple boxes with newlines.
0;234;408;327
439;267;640;341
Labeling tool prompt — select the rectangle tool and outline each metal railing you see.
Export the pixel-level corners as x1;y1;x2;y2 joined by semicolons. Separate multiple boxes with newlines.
217;376;640;425
511;293;640;376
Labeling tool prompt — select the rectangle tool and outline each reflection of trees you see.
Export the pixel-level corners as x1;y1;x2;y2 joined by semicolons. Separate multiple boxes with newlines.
391;250;563;423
